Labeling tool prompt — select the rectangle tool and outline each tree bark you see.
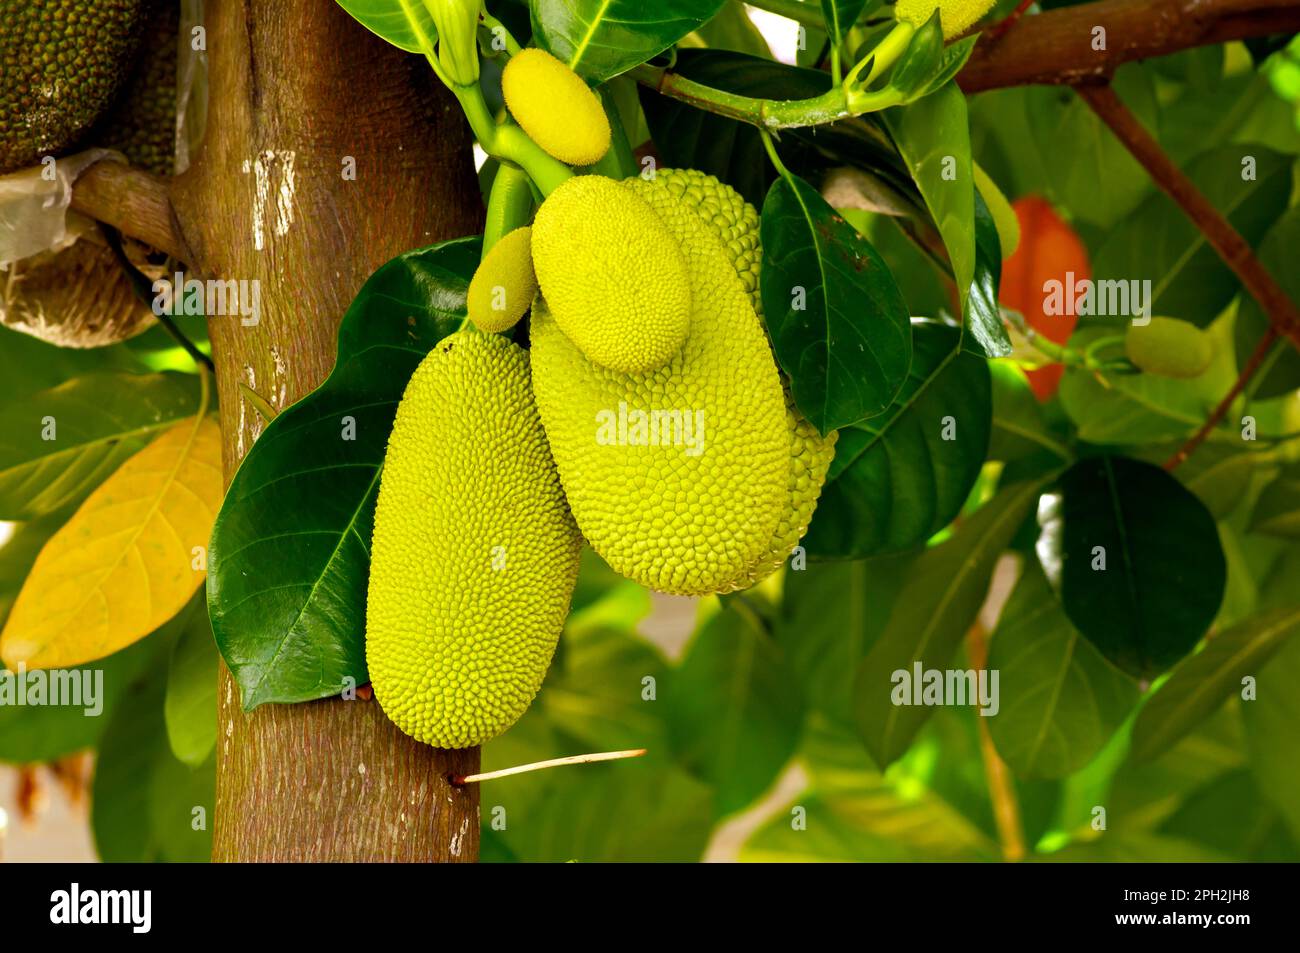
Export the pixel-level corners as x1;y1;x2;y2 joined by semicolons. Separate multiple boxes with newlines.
169;0;483;861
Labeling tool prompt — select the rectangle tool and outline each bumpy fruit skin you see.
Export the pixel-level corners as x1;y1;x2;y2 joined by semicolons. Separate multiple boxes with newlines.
530;183;789;596
468;227;538;333
502;48;611;166
636;169;838;589
894;0;997;38
973;163;1019;259
366;330;582;749
0;0;146;173
1000;197;1091;401
532;175;692;373
1125;317;1213;379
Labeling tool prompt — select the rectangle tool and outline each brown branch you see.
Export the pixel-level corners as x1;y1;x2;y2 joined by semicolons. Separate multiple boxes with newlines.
68;160;192;263
1166;327;1279;469
958;0;1300;93
1078;84;1300;354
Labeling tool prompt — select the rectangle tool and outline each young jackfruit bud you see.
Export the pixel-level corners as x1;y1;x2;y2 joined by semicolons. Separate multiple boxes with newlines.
1125;317;1214;379
428;0;481;86
502;49;611;166
894;0;997;39
532;175;691;373
467;226;537;333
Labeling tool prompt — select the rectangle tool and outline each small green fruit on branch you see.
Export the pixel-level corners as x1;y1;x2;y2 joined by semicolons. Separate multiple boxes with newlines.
450;748;648;785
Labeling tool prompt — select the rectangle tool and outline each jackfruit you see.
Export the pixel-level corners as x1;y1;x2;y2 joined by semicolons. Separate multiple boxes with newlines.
1125;317;1214;379
974;162;1020;259
530;179;789;596
0;0;148;173
467;226;537;333
894;0;997;38
501;49;611;166
366;330;582;749
634;169;838;590
532;175;692;373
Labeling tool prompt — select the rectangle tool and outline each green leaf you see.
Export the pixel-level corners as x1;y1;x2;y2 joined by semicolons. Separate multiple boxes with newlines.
0;325;140;400
1036;455;1226;678
1241;634;1300;840
1234;207;1300;397
208;237;479;709
91;623;214;863
687;1;771;57
966;186;1012;357
776;552;916;727
334;0;438;54
988;361;1069;464
1092;144;1291;326
760;171;912;432
853;479;1046;766
0;371;201;519
987;564;1138;779
885;83;977;324
164;596;219;767
804;322;990;557
668;602;804;816
1157;768;1300;862
531;0;726;83
1129;602;1300;762
1249;464;1300;538
1024;66;1158;230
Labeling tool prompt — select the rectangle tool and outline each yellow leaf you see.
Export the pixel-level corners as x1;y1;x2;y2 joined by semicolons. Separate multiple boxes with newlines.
0;413;223;670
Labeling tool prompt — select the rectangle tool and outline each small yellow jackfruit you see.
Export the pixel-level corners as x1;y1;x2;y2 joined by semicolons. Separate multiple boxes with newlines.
1125;317;1214;379
467;227;537;333
530;183;789;596
974;163;1020;259
894;0;997;38
502;48;611;166
532;175;692;373
632;170;838;590
366;330;582;748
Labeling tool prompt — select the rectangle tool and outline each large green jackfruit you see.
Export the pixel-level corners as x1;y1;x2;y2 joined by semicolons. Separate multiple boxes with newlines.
530;180;789;596
367;330;583;748
532;175;692;373
635;169;838;591
0;0;147;173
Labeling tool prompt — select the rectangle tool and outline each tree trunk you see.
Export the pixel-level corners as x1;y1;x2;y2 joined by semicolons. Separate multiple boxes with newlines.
169;0;483;861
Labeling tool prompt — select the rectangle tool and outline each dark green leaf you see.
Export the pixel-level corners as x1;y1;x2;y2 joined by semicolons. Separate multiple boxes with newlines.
668;603;804;815
0;372;200;519
854;479;1046;765
761;172;912;432
1158;769;1300;862
1130;602;1300;762
1036;455;1226;677
208;237;479;709
966;187;1012;357
531;0;725;82
1093;144;1291;326
804;322;989;557
987;564;1138;778
688;1;771;57
776;552;916;726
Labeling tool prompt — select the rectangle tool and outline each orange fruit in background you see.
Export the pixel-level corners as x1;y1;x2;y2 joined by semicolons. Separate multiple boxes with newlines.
999;197;1091;400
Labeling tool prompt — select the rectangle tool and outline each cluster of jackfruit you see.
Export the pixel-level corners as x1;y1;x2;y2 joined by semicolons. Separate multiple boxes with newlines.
367;54;838;749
